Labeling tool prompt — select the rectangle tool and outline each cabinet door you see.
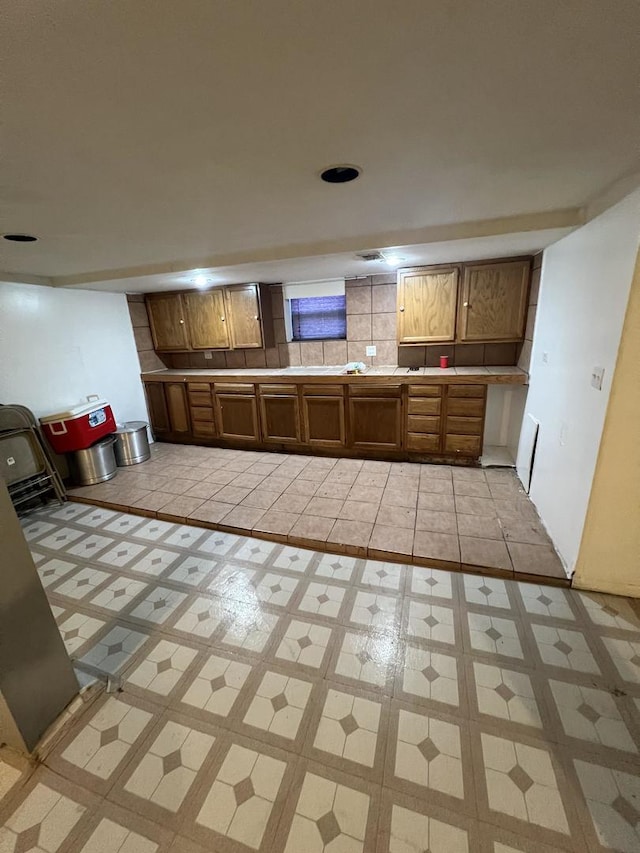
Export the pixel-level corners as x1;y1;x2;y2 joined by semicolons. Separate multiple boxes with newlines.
225;284;263;349
459;260;530;342
144;383;170;436
398;267;459;343
165;383;191;434
348;394;402;451
303;396;346;447
183;290;230;350
215;394;259;441
146;295;190;351
259;390;301;444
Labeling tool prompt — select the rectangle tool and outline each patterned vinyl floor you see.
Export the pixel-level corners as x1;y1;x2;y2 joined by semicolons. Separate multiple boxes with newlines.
0;500;639;852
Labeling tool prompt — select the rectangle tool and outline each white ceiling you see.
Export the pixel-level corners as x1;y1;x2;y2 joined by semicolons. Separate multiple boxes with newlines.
1;0;639;292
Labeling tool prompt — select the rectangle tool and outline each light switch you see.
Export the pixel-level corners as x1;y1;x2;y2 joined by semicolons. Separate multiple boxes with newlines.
591;366;605;390
204;351;213;360
6;457;15;466
365;345;376;356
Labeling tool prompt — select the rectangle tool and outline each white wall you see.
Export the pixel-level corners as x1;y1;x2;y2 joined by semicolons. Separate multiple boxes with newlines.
517;189;640;575
0;283;148;424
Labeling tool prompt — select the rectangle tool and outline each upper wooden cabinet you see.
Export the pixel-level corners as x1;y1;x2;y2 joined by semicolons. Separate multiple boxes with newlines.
397;267;459;343
397;257;531;346
183;290;230;350
225;284;264;349
145;283;272;353
146;294;190;351
458;260;530;342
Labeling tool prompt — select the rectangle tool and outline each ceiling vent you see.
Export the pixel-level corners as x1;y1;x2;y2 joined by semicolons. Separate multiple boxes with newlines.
356;251;384;262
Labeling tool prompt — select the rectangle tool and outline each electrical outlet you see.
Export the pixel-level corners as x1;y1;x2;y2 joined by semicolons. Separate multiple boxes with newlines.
365;345;376;357
6;457;15;466
591;366;604;390
204;351;213;360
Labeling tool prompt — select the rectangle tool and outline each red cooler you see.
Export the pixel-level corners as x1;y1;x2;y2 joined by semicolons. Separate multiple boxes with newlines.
40;397;117;453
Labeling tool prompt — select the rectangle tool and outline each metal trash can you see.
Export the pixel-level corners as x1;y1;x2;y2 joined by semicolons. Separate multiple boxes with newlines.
68;435;118;485
114;421;150;466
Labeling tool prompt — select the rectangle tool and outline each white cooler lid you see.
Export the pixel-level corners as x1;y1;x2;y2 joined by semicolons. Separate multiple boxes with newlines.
40;399;110;423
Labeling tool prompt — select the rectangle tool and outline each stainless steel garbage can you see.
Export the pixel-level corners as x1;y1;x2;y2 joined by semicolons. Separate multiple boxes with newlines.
114;421;150;466
68;435;117;485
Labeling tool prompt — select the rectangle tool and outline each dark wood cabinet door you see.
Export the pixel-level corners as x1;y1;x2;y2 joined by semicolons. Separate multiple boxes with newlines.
165;382;190;434
146;295;190;351
144;382;170;436
398;267;459;343
225;284;263;349
183;290;230;350
215;394;259;441
303;396;345;447
348;395;402;450
459;260;530;342
259;388;301;444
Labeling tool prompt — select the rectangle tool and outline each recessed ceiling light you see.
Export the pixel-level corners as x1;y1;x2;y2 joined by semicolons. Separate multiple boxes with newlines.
320;165;361;184
381;251;406;267
192;274;211;287
3;233;38;242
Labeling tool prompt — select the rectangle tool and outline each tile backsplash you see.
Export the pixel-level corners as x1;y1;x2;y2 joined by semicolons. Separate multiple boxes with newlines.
141;260;539;371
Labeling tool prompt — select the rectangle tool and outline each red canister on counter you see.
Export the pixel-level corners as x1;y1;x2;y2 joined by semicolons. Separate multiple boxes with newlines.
439;355;449;369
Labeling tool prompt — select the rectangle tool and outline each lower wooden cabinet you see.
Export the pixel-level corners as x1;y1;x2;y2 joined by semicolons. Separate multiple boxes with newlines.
165;383;191;435
259;385;301;444
348;387;402;451
214;384;259;442
144;378;490;461
302;386;345;447
144;382;171;436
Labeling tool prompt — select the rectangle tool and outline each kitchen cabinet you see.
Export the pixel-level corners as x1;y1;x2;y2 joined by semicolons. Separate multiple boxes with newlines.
145;381;191;437
259;385;301;444
144;382;170;436
146;283;273;353
397;267;459;344
187;382;216;437
214;383;260;442
225;284;264;349
146;294;190;351
443;384;486;456
458;260;530;342
405;384;443;453
302;385;345;447
165;382;191;434
183;291;230;350
348;386;402;451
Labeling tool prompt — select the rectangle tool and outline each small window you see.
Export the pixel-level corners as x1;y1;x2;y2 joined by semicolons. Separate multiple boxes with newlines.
290;294;347;341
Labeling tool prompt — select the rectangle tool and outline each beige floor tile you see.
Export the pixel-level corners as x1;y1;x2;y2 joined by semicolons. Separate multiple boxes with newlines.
339;500;379;523
417;493;456;513
239;488;281;509
415;510;458;534
253;510;300;536
288;514;335;543
456;513;503;540
454;496;497;517
328;519;374;548
413;531;460;564
369;525;414;557
460;537;512;572
375;504;416;529
507;543;567;580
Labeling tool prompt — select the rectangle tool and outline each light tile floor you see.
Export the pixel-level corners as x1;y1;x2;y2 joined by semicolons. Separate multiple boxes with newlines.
1;503;640;852
65;443;568;583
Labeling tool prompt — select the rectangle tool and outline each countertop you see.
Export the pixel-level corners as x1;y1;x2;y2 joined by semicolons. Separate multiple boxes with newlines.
141;365;528;385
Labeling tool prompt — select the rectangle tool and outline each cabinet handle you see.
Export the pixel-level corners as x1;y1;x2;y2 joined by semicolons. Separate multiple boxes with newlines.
463;302;470;308
399;306;405;312
179;319;185;324
221;316;226;321
254;315;259;320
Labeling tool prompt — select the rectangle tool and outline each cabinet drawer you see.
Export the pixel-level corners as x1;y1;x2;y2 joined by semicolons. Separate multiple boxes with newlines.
446;397;485;417
408;397;441;416
407;415;441;434
349;385;402;397
187;382;211;392
193;421;216;436
303;385;343;396
188;391;212;407
190;406;214;422
407;433;441;452
446;416;483;436
445;434;482;455
407;384;442;397
258;384;297;395
447;384;486;398
214;383;255;394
